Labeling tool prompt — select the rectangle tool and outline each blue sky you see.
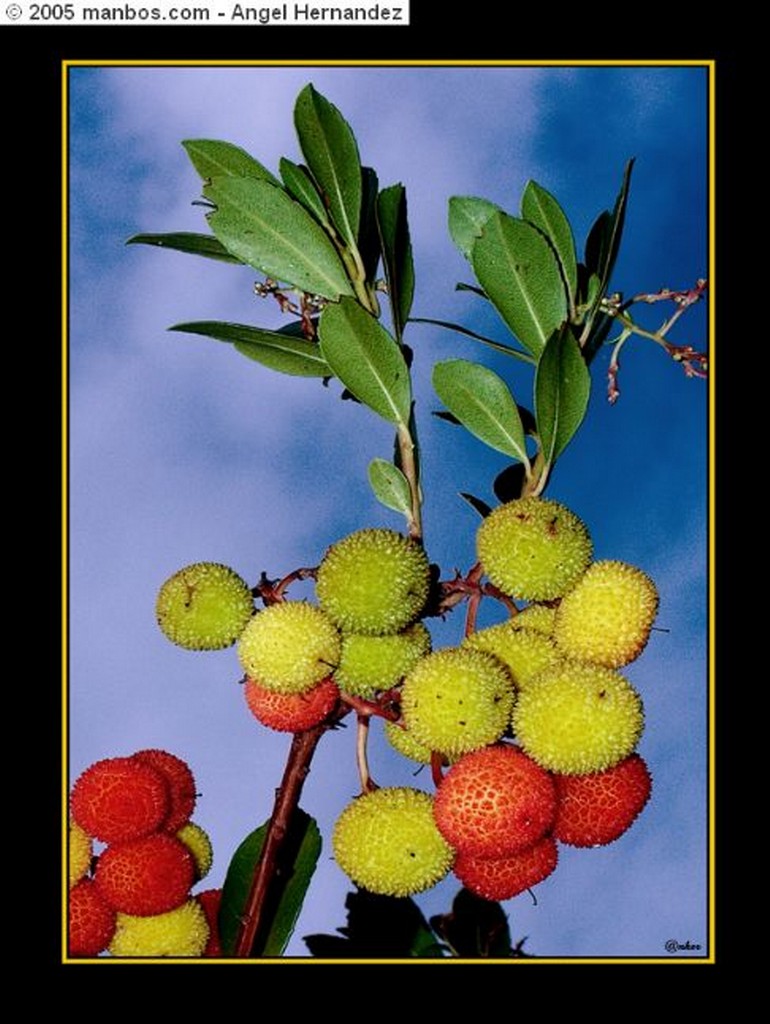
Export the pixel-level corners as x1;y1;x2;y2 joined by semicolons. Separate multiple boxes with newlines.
68;63;710;959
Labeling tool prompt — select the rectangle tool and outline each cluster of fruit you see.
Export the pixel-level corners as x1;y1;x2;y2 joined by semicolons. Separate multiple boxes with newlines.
68;749;222;957
154;494;657;908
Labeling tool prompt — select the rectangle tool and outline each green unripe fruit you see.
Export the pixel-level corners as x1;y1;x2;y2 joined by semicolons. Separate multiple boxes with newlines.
477;497;592;601
316;529;431;635
332;787;454;897
156;562;254;651
384;720;441;765
554;560;659;668
512;604;557;636
335;623;431;698
109;900;209;957
401;648;515;758
463;623;561;689
512;661;644;774
237;602;341;694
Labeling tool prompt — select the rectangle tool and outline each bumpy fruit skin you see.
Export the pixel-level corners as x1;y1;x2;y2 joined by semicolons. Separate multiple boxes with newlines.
453;835;558;902
94;833;195;916
316;529;431;635
553;753;652;847
133;749;197;833
477;497;592;601
177;821;213;879
156;562;254;651
335;623;431;698
196;888;223;957
69;818;93;888
554;560;659;668
69;879;117;957
384;720;438;765
512;604;557;636
512;661;644;774
109;899;209;957
401;648;515;758
434;744;557;858
244;676;340;732
332;787;454;898
463;623;561;690
71;757;170;844
237;602;341;694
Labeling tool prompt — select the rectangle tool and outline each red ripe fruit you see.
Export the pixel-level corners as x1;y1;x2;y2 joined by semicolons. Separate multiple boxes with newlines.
196;888;223;957
453;835;558;902
94;833;195;916
244;676;340;732
68;879;117;957
434;744;557;858
70;757;170;844
552;753;652;847
133;749;197;833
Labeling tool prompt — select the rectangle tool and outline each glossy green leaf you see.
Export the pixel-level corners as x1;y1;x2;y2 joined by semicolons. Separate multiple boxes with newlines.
126;232;244;264
410;317;535;365
377;183;414;342
219;810;322;957
368;458;412;517
535;327;591;467
168;320;329;377
433;359;529;464
294;84;362;251
448;196;501;259
471;212;568;357
584;160;634;326
319;297;411;425
204;177;354;300
521;180;578;308
182;139;280;186
279;157;332;229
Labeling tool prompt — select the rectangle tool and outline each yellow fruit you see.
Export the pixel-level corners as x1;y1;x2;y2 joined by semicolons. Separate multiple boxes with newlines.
156;562;254;651
512;661;644;774
176;822;213;880
401;647;515;758
109;900;209;957
332;787;453;897
477;497;592;601
335;623;431;698
554;560;659;668
69;818;93;889
463;623;561;689
237;602;341;694
316;529;431;635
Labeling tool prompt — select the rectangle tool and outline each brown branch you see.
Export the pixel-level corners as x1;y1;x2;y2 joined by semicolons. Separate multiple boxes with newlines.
234;703;350;958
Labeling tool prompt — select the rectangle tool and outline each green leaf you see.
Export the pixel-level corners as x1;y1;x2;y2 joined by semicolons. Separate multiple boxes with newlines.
433;359;529;465
319;297;411;425
203;176;354;300
294;84;362;251
182;139;280;186
126;232;244;264
358;167;382;283
410;317;535;365
279;157;332;229
368;458;412;517
448;196;502;259
535;327;591;468
584;159;634;327
377;184;415;342
304;890;446;959
470;212;568;357
459;492;493;519
169;320;329;377
219;810;322;957
430;889;515;958
521;181;578;310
